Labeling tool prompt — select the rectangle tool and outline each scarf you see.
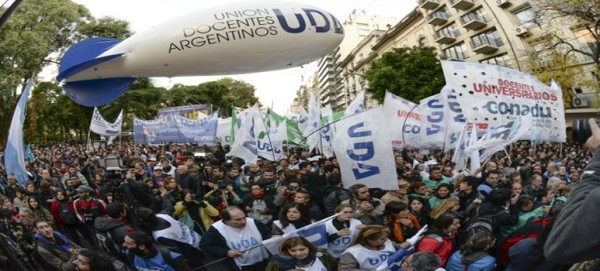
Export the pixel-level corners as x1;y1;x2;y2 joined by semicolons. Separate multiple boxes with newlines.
391;214;421;243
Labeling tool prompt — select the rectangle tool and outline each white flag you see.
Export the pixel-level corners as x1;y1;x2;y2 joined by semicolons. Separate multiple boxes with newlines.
441;86;467;152
303;93;321;151
262;214;335;255
343;90;365;117
90;107;123;137
217;117;232;145
227;105;259;165
333;107;397;190
383;91;422;148
320;105;335;158
419;94;445;150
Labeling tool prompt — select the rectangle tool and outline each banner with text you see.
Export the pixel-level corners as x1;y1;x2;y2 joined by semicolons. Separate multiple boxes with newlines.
157;104;211;120
383;91;423;149
441;61;566;142
333;107;397;190
133;112;218;144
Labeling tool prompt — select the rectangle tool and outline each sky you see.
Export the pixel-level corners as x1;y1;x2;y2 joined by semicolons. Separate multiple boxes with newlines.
70;0;417;113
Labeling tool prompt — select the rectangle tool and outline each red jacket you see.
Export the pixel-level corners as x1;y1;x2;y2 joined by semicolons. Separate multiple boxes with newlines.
416;232;454;267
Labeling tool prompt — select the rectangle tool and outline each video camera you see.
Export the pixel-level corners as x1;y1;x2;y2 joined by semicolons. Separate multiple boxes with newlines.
573;119;599;144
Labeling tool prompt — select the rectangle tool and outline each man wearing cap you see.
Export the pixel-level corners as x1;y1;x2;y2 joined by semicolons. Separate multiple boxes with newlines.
152;165;167;184
73;185;107;247
381;179;411;205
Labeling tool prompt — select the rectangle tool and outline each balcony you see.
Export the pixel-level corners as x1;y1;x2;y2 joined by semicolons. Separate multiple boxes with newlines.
460;13;490;30
434;29;460;44
441;51;469;61
450;0;474;10
497;0;511;8
418;0;440;10
471;38;504;54
427;12;450;26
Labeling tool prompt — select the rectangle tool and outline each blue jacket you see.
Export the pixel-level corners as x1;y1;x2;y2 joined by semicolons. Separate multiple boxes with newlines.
446;251;495;271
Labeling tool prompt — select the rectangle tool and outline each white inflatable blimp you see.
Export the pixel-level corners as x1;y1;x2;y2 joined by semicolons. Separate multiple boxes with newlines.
57;0;344;106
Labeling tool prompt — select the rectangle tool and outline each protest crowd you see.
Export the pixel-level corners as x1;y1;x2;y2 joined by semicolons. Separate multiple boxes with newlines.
0;134;596;271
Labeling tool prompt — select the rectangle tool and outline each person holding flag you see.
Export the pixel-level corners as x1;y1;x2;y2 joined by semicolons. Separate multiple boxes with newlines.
325;204;364;258
265;236;338;271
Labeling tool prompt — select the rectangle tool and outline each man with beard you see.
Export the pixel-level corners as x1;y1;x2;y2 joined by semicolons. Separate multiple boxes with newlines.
122;231;191;271
258;167;279;196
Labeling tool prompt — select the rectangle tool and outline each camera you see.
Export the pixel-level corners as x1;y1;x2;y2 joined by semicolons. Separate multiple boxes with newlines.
573;119;599;144
367;198;381;207
216;180;228;190
286;185;297;192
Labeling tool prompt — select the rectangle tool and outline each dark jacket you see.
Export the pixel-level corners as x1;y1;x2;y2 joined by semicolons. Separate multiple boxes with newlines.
545;147;600;263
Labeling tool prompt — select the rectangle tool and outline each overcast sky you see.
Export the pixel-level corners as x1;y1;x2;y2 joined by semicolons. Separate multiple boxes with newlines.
71;0;417;113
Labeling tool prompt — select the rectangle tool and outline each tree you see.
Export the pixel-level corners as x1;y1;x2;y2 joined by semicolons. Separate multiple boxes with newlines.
364;46;446;103
170;77;259;117
532;0;600;80
0;0;95;142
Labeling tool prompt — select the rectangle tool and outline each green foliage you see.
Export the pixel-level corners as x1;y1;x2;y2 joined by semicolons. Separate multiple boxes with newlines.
364;46;446;103
170;77;259;117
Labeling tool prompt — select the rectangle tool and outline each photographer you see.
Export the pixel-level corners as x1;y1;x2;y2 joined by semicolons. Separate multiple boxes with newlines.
273;179;302;208
341;183;385;225
203;178;243;212
545;119;600;267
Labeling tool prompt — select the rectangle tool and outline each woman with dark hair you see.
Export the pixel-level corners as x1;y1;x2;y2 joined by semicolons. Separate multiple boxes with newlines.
28;197;55;227
429;183;453;209
384;201;421;245
417;213;461;267
325;204;364;257
446;231;496;271
409;196;432;228
266;236;338;271
272;203;313;236
50;189;83;245
338;225;395;271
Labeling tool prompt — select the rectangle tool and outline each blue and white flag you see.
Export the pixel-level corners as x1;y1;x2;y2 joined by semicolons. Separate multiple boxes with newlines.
227;105;259;165
320;104;335;158
333;106;397;190
441;86;467;152
5;79;33;185
25;144;34;162
262;214;335;255
383;91;422;148
344;90;365;117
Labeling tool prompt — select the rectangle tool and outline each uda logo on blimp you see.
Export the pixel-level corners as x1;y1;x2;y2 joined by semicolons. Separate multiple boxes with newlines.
273;8;343;34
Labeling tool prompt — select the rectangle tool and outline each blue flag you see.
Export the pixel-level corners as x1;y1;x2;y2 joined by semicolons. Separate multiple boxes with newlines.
5;79;33;185
25;144;34;161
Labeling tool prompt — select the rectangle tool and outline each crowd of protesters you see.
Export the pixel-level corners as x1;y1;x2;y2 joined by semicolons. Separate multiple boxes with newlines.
0;138;594;271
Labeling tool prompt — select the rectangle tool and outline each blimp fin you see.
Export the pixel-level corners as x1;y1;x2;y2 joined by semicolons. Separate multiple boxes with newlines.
57;37;123;82
63;77;135;107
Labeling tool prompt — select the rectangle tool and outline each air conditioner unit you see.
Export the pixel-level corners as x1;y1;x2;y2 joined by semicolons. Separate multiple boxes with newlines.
496;0;510;7
515;27;530;37
572;97;589;108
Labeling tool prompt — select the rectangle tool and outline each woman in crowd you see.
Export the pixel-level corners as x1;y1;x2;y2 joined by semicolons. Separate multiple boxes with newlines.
446;231;496;271
160;175;185;205
27;197;55;227
384;201;421;245
325;204;364;257
1;196;20;220
338;225;396;271
173;189;219;235
272;203;313;236
266;236;338;271
50;189;81;245
409;196;431;228
417;213;461;267
429;183;453;209
430;196;461;221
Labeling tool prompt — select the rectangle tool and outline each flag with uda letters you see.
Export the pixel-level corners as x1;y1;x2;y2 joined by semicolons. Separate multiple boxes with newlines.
262;214;333;255
333;107;397;190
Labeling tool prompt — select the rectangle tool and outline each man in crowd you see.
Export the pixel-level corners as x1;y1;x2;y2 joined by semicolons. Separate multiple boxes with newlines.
342;183;385;225
33;218;80;270
200;206;271;271
122;231;191;271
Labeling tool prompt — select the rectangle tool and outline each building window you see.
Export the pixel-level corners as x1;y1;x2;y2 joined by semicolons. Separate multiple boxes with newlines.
436;24;460;38
471;29;503;48
442;42;468;60
460;8;490;24
514;6;538;24
480;53;511;67
419;37;428;46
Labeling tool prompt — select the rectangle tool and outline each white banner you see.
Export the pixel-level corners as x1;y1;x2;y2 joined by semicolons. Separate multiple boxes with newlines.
383;91;423;149
90;107;123;137
441;61;566;142
333;107;397;190
217;117;232;145
467;117;532;162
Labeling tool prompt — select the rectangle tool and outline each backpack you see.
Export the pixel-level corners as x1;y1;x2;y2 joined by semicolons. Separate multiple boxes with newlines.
96;228;126;260
416;233;445;253
463;207;506;240
57;201;78;226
